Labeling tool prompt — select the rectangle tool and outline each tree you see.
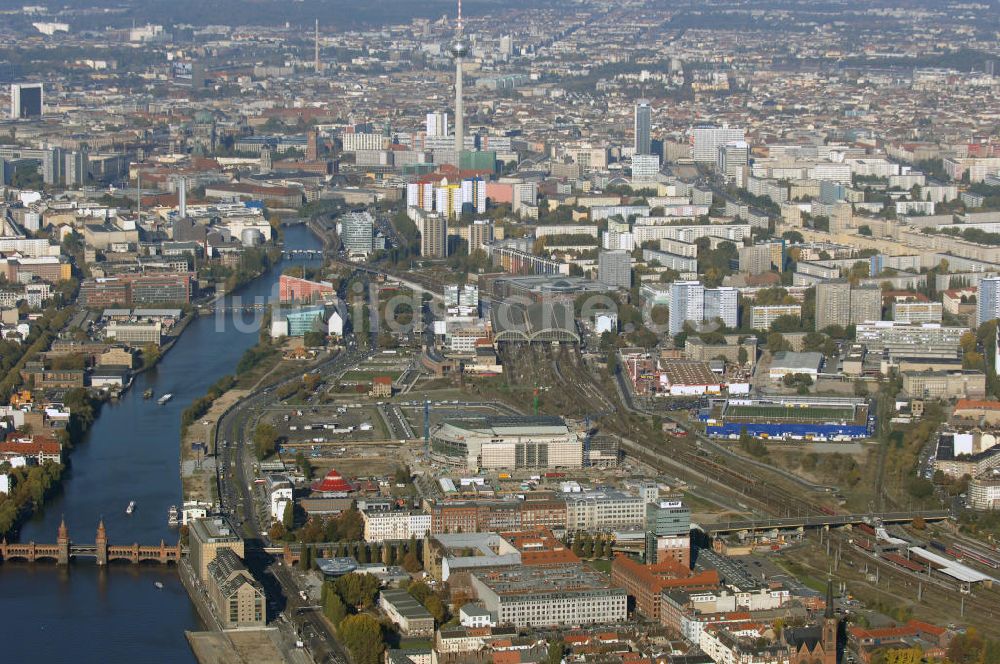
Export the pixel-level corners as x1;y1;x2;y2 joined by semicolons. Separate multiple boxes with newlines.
338;614;384;664
424;594;447;624
303;330;326;348
766;332;791;353
402;548;422;573
282;501;295;529
322;585;347;625
299;544;312;570
334;572;380;609
884;649;923;664
253;422;279;460
547;640;566;664
408;581;433;604
737;346;749;366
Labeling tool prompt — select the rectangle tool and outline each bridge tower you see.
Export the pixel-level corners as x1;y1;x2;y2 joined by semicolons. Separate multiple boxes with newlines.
56;517;70;565
95;519;108;565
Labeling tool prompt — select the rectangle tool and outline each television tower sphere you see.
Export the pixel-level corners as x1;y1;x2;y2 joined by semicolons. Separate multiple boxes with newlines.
450;39;468;58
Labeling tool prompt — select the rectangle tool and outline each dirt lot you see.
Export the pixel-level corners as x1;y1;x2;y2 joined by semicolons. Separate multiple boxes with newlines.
180;388;249;504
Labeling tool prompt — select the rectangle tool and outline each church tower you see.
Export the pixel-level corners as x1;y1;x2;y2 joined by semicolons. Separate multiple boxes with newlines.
822;578;839;664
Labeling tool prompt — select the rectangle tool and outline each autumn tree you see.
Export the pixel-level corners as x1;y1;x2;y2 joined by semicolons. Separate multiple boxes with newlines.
339;614;384;664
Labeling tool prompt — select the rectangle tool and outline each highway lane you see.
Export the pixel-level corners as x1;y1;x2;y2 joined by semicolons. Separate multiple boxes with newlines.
212;346;370;664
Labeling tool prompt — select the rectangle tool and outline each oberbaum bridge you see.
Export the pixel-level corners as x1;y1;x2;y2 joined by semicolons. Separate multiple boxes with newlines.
0;518;181;565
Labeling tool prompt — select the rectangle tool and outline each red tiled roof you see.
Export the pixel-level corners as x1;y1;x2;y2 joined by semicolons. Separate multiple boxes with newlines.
850;619;947;640
954;399;1000;411
0;436;61;457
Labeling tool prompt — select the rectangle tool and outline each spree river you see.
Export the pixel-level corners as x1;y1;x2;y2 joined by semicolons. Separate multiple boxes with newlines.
0;224;323;663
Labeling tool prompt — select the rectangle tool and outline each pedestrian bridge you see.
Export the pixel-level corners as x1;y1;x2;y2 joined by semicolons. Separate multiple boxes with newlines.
698;510;951;535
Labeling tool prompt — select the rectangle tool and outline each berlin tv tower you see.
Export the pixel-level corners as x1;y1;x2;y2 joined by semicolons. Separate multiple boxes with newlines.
450;0;468;156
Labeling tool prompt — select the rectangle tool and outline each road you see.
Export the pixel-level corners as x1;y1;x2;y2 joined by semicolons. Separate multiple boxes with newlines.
213;344;371;664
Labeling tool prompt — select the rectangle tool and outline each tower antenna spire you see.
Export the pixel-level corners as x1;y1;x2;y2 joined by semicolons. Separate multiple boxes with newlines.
450;0;467;159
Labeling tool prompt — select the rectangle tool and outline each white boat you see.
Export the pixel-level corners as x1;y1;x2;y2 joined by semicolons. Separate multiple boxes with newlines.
167;505;179;527
126;500;135;515
154;581;164;589
157;394;173;405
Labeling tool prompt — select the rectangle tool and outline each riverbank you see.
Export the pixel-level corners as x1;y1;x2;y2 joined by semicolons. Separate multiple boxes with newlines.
181;386;250;505
0;224;328;664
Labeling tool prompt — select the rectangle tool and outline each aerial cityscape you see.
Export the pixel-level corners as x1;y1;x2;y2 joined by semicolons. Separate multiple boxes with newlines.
0;0;999;662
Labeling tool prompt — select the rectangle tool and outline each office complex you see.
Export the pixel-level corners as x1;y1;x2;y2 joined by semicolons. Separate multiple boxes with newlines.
362;510;432;542
631;153;660;181
471;564;627;628
445;283;479;316
692;125;745;163
340;211;375;256
634;100;652;155
597;250;632;289
716;141;749;181
564;489;646;531
645;500;691;567
10;83;43;119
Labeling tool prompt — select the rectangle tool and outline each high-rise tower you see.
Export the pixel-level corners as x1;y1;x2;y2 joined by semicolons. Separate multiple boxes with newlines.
450;0;467;155
634;100;651;155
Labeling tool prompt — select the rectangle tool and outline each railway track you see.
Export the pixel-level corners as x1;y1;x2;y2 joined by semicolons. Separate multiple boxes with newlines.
825;531;1000;631
541;345;829;518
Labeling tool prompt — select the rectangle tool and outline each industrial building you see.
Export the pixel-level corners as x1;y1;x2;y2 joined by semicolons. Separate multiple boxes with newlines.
380;589;436;636
188;517;245;582
768;351;823;381
206;548;266;628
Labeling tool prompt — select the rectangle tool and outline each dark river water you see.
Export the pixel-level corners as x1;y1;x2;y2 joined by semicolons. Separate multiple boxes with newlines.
0;224;323;663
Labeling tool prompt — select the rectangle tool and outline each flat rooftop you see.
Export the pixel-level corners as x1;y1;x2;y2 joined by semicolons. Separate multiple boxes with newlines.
189;517;241;543
380;588;435;621
474;563;622;598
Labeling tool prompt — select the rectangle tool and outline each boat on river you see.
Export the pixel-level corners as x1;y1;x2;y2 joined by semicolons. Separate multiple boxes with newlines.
126;500;135;515
157;394;173;405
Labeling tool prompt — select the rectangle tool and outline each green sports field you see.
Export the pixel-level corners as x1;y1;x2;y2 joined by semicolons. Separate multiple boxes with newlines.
724;404;859;423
